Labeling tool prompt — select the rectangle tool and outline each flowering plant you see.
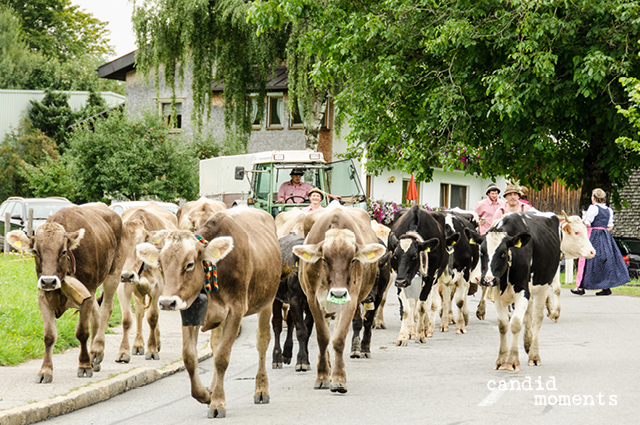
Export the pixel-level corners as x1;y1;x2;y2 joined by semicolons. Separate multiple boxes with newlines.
368;199;403;225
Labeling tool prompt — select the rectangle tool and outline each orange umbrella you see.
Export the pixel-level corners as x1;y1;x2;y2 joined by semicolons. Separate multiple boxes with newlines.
406;174;418;202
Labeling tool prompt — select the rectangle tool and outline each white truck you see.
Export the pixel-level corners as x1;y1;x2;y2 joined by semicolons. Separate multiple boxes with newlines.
199;150;367;216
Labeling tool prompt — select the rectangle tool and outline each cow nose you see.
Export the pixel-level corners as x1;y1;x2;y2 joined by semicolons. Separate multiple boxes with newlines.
329;288;348;298
589;249;596;258
121;271;135;283
38;276;60;290
159;299;177;310
395;278;409;288
481;275;494;287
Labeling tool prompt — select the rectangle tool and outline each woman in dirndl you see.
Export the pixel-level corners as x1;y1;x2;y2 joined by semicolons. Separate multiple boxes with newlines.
572;188;630;296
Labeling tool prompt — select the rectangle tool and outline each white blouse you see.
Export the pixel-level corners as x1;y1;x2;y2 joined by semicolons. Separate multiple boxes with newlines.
582;203;614;228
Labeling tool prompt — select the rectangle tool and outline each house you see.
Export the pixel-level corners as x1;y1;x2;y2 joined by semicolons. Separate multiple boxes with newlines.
0;89;126;141
97;53;510;211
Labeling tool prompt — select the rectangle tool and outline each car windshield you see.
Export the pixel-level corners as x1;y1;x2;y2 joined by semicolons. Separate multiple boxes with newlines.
27;203;68;219
622;239;640;254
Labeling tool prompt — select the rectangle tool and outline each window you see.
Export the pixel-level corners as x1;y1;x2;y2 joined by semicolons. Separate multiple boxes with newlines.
250;96;263;129
267;93;284;130
289;102;303;129
160;101;182;133
440;183;468;209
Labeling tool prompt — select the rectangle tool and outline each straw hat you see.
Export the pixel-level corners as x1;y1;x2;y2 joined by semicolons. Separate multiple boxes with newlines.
503;183;522;196
308;187;324;200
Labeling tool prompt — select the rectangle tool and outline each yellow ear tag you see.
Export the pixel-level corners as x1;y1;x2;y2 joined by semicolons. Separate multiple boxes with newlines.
303;253;311;260
451;241;456;246
148;252;158;263
212;249;221;258
425;247;431;253
367;252;375;260
514;240;522;248
14;240;22;248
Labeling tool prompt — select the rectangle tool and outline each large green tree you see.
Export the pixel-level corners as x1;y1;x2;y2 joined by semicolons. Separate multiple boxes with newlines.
250;0;640;208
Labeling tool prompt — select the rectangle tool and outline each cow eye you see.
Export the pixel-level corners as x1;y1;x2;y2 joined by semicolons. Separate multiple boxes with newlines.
60;249;67;258
185;262;195;271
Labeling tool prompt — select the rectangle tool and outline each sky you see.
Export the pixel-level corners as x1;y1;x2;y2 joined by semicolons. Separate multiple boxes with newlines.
73;0;137;61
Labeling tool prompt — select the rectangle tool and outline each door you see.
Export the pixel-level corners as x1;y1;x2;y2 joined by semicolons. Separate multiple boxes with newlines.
325;159;367;209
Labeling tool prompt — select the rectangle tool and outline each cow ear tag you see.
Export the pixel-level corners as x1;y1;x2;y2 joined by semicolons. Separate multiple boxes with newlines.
367;252;375;260
425;248;431;253
451;241;456;246
212;249;221;258
303;252;311;260
14;240;22;248
514;239;522;248
148;252;158;263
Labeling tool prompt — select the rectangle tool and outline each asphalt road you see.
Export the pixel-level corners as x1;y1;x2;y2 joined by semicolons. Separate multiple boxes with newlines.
41;287;640;425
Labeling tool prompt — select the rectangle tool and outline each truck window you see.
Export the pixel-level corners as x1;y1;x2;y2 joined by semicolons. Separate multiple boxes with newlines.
254;164;271;200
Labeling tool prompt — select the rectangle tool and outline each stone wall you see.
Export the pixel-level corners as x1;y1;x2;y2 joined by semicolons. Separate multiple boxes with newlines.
611;168;640;238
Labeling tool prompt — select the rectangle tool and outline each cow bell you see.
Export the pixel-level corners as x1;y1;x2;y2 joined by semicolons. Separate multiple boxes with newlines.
180;292;208;326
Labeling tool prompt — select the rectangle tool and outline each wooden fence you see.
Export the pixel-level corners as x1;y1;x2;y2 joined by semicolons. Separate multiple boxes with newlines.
527;181;582;215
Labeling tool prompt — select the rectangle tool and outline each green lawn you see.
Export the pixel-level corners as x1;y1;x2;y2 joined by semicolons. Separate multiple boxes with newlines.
0;253;122;366
559;272;640;296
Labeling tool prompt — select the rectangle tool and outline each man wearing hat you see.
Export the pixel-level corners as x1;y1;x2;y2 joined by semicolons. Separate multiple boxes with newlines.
474;183;506;234
277;168;314;203
492;183;532;222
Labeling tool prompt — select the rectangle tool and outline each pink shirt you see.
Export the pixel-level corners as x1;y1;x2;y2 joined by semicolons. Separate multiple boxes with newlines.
301;205;324;213
492;202;532;223
277;181;314;203
474;197;506;234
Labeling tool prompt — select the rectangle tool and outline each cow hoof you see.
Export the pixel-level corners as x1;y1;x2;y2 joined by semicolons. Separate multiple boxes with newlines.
416;336;426;344
456;328;467;335
330;382;348;393
254;394;270;404
295;364;311;372
272;362;283;369
350;350;361;359
132;347;144;355
548;312;559;323
92;363;101;372
115;354;131;363
314;379;330;390
476;312;485;320
283;356;292;365
362;352;371;359
207;408;226;418
157;343;161;352
145;352;160;360
91;353;104;366
77;367;93;378
529;359;541;366
37;374;53;384
426;332;433;338
440;325;449;332
396;339;408;347
373;323;386;329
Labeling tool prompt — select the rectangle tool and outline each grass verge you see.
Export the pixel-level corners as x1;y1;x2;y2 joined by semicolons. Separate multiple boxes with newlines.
0;253;122;366
560;272;640;297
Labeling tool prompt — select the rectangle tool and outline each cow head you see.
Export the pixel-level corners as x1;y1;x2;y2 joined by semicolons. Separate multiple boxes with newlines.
136;231;234;311
388;231;442;288
7;224;85;291
560;212;596;259
465;227;531;287
293;229;385;311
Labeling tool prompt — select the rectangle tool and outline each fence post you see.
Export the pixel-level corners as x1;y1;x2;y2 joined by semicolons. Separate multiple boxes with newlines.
27;208;34;237
565;258;574;285
3;212;10;252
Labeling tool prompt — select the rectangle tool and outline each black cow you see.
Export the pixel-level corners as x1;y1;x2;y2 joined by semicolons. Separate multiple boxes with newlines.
388;206;458;345
350;239;392;358
466;212;562;371
272;233;314;372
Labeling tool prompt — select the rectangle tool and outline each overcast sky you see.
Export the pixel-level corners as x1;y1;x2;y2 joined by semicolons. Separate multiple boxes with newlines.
74;0;137;60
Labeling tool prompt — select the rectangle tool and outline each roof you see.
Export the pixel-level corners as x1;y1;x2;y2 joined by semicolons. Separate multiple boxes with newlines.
211;66;288;93
97;51;136;81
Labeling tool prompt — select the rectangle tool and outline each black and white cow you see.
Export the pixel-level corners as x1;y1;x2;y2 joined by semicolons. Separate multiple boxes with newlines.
388;206;458;346
436;210;481;334
466;211;562;370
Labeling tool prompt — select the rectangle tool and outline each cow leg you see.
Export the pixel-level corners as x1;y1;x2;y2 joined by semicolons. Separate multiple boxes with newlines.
350;306;363;358
526;284;550;366
373;271;395;329
37;293;57;383
424;285;442;340
208;313;243;418
494;298;511;370
439;280;453;332
116;282;134;363
282;310;294;365
476;285;488;320
360;306;376;358
396;289;415;346
145;283;161;360
91;274;119;371
255;307;272;404
308;297;331;389
133;291;147;356
329;300;358;393
546;268;562;322
271;298;284;369
295;301;314;372
73;293;95;378
182;325;211;406
453;278;470;334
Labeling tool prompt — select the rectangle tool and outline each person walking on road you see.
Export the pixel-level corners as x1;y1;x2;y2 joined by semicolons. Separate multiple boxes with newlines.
474;183;505;234
572;188;630;296
492;183;532;222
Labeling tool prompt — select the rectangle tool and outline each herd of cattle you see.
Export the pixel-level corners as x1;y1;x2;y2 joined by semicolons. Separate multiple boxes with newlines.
6;197;596;419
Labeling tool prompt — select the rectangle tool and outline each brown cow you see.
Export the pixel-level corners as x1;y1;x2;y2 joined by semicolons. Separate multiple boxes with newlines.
293;204;386;393
116;202;178;363
136;207;281;418
176;196;226;232
7;203;124;383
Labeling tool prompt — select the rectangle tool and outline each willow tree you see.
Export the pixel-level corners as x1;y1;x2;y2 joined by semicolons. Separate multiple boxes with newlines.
132;0;333;151
248;0;640;208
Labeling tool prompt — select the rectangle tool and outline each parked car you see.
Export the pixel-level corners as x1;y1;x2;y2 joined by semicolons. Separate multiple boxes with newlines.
0;197;74;251
108;200;179;216
614;236;640;280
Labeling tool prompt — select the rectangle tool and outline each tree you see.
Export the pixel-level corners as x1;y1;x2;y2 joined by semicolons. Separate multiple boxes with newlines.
28;90;78;151
248;0;640;208
66;108;199;203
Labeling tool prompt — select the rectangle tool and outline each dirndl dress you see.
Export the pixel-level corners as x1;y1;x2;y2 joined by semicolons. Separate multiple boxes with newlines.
579;206;630;290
